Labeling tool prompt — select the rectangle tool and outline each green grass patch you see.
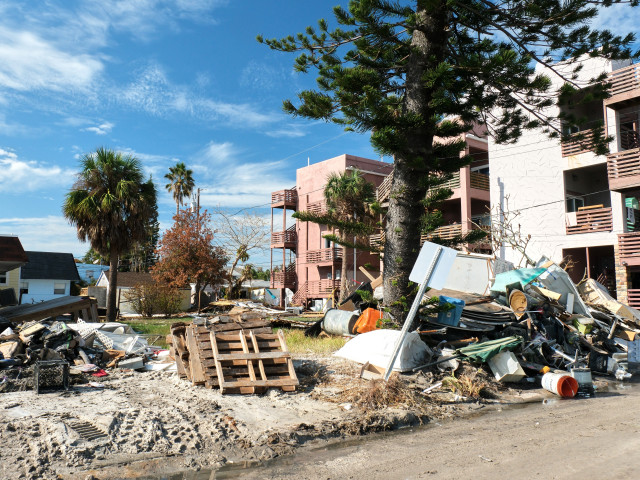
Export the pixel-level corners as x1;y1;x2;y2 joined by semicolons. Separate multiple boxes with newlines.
121;318;191;349
278;328;348;354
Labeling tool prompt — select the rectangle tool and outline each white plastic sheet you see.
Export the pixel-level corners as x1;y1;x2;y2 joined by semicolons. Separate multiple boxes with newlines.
334;329;432;372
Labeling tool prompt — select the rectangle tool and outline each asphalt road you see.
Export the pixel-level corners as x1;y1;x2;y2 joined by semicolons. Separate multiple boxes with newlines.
216;381;640;480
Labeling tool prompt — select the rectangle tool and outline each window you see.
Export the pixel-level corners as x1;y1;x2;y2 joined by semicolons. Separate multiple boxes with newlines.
0;272;7;285
54;282;66;295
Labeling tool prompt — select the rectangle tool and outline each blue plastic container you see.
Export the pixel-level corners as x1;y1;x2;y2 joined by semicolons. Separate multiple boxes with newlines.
436;295;465;326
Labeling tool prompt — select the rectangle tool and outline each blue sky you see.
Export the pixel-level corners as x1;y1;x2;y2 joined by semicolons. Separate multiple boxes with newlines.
0;1;637;271
0;0;383;271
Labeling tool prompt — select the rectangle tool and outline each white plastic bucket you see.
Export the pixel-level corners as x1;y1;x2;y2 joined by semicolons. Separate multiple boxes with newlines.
542;372;579;398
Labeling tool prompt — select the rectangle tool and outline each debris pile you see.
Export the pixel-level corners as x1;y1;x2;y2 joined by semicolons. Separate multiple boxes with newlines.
0;298;169;393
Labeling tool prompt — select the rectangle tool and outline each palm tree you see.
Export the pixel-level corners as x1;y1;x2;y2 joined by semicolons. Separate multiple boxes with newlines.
323;169;375;302
63;147;156;322
164;161;195;215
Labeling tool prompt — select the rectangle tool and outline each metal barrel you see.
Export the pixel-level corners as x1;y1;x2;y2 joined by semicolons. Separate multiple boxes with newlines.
322;309;359;336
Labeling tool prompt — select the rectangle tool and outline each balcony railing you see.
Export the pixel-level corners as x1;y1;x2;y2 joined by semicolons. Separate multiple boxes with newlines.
619;232;640;266
561;129;596;157
422;223;463;242
607;147;640;190
608;63;640;99
470;172;490;190
271;188;297;206
305;247;342;264
627;289;640;309
306;200;327;216
307;279;341;297
270;271;297;289
566;206;613;235
377;171;393;202
271;225;297;246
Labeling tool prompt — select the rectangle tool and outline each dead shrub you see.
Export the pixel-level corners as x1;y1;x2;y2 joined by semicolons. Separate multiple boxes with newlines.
339;374;427;412
441;366;495;399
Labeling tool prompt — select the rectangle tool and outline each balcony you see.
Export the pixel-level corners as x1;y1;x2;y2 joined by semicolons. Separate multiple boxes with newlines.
307;279;341;298
421;223;463;242
306;200;327;216
607;147;640;191
627;289;640;309
566;206;613;235
605;64;640;107
561;129;596;157
377;171;393;203
271;225;297;249
271;188;297;208
305;248;342;264
270;271;297;289
618;232;640;266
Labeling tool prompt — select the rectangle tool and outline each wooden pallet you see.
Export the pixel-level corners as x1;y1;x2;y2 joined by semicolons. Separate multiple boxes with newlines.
209;329;298;394
170;320;297;394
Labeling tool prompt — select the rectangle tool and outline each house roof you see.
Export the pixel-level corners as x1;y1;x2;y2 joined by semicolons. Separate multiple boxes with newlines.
100;271;154;288
21;251;81;281
0;236;28;273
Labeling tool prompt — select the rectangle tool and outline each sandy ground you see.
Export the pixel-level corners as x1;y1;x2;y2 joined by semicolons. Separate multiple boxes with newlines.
229;381;640;480
0;354;563;480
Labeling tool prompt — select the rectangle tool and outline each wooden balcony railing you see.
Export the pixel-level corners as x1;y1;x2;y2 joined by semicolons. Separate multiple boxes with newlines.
305;248;342;264
307;279;341;297
619;232;640;266
377;171;393;202
422;223;463;242
271;188;297;206
561;129;596;157
608;63;640;99
566;206;613;235
306;200;327;216
271;225;297;246
470;172;490;190
607;147;640;190
270;271;297;289
627;289;640;309
428;171;461;191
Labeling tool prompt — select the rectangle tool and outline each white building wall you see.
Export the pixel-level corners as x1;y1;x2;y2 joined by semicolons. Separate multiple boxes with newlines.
489;56;631;266
21;279;70;304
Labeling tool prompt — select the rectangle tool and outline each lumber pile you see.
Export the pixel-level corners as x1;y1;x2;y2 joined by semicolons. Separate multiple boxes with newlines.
169;317;298;394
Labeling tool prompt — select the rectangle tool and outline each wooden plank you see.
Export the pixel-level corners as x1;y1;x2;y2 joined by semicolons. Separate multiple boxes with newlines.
219;378;299;388
209;331;227;394
277;329;298;385
239;331;256;394
185;326;206;385
250;330;268;384
215;352;292;361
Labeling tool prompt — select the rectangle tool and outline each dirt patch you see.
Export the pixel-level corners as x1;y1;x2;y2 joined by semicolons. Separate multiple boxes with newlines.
0;354;536;479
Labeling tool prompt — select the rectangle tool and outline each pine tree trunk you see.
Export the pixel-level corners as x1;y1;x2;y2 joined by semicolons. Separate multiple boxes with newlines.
107;249;119;322
383;4;448;323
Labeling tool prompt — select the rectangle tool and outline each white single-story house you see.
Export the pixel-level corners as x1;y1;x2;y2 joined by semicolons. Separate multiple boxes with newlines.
20;251;81;304
95;271;191;315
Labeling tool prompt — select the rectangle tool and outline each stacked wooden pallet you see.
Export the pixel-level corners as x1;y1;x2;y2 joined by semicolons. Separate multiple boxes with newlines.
169;318;298;394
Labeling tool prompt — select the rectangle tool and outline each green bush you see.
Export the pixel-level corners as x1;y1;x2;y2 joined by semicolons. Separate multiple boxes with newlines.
124;283;182;317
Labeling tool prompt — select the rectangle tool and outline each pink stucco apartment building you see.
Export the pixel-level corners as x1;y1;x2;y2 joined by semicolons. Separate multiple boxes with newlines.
270;154;392;307
270;139;491;307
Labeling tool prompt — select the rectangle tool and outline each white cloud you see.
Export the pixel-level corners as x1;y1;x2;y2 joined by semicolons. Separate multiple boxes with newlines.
0;26;103;92
0;216;87;256
84;122;114;135
0;148;76;193
192;141;295;208
265;127;307;139
121;64;278;127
